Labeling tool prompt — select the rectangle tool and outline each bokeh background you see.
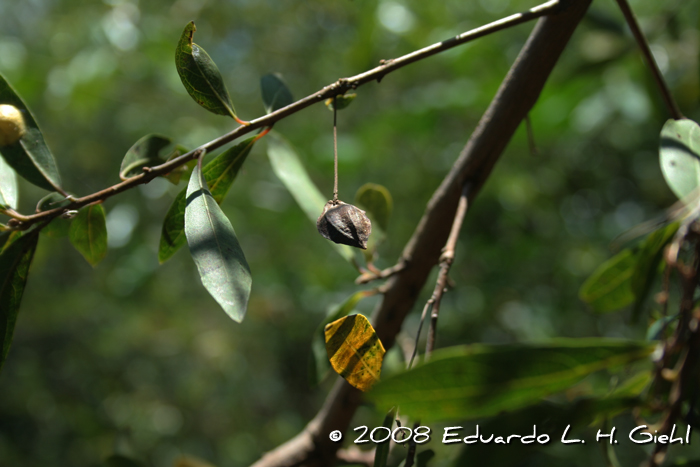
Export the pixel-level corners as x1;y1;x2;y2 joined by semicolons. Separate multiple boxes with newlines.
0;0;698;466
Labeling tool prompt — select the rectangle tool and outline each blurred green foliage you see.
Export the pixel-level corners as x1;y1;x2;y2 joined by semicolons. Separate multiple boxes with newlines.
0;0;699;466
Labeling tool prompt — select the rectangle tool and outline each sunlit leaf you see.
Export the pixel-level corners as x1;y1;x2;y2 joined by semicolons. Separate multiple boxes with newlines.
0;73;63;192
326;93;357;111
325;313;385;392
69;203;108;266
355;183;393;233
309;290;373;386
120;134;171;180
266;132;354;262
175;22;236;119
579;249;636;313
370;340;653;422
631;222;679;318
185;160;251;322
659;118;700;202
0;154;17;209
260;73;293;114
159;138;255;263
373;406;396;467
0;229;38;374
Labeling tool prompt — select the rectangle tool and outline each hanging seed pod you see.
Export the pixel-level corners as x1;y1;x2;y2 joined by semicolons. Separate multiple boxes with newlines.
317;200;372;249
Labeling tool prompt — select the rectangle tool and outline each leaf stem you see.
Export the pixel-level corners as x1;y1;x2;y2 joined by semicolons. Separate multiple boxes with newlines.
613;0;683;120
333;96;339;203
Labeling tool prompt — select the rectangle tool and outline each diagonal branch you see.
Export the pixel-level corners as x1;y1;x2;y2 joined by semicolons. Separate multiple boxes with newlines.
6;0;561;230
250;1;593;466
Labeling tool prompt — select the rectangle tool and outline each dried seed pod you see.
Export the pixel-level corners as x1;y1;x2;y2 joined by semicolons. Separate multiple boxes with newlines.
317;200;372;249
0;104;26;147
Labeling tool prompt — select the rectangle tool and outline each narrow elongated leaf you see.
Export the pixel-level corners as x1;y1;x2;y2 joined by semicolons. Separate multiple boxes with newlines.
185;161;251;322
309;290;372;386
579;249;636;313
659;118;700;202
325;313;385;391
159;138;255;263
267;132;354;262
0;152;18;209
69;203;108;266
120;134;171;180
0;73;63;192
260;74;293;114
369;339;653;422
631;222;679;318
175;22;236;118
355;183;393;233
0;230;38;373
373;406;397;467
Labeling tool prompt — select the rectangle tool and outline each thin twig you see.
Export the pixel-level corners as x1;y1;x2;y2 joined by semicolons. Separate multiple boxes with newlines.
333;96;339;203
355;260;408;284
6;0;561;231
425;182;472;357
613;0;683;120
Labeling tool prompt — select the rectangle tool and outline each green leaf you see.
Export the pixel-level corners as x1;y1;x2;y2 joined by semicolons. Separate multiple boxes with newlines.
368;339;653;422
69;203;108;266
0;151;18;209
647;314;678;341
579;249;636;313
266;132;354;262
0;73;63;192
163;144;193;185
120;134;171;180
36;192;72;237
0;229;38;374
631;222;679;318
309;290;372;386
659;118;700;202
175;22;236;119
159;138;255;263
355;183;393;233
260;73;294;114
326;93;357;111
416;450;435;467
185;160;251;322
373;406;397;467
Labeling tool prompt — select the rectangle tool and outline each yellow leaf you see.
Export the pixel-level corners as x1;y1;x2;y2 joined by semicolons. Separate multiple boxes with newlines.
324;313;385;391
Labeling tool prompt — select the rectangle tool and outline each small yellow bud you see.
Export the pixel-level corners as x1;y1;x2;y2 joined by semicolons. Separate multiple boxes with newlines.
0;104;27;146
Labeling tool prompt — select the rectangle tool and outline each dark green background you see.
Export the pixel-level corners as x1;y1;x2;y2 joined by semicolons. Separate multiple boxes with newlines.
0;0;698;465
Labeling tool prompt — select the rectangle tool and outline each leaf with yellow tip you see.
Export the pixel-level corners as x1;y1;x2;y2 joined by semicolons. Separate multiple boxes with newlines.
324;313;385;392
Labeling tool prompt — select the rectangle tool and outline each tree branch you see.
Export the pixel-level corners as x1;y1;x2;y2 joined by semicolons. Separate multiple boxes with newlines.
613;0;683;120
250;0;593;466
7;0;561;230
